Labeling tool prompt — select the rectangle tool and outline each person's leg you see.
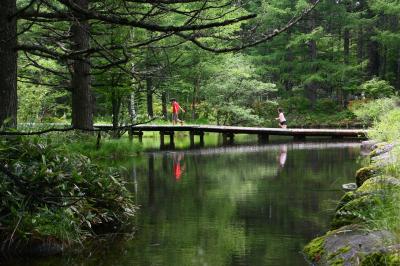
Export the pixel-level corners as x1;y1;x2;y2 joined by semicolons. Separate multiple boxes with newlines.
172;113;177;125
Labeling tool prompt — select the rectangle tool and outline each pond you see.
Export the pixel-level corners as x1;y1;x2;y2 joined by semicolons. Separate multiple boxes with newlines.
9;137;361;266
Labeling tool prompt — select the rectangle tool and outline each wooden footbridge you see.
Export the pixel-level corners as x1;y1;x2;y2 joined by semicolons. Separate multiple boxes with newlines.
96;124;367;148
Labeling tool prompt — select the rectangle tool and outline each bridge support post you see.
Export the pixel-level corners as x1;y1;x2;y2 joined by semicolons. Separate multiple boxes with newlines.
160;131;165;147
129;129;143;143
160;131;175;149
128;127;133;141
258;134;269;144
169;131;175;147
199;132;204;147
190;131;205;148
138;131;143;143
222;133;234;145
190;131;195;147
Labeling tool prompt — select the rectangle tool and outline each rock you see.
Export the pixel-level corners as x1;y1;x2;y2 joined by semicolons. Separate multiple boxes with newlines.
331;194;381;230
360;140;379;155
371;151;397;167
336;192;357;212
304;225;397;265
342;183;357;191
355;165;379;187
370;143;395;158
357;176;400;194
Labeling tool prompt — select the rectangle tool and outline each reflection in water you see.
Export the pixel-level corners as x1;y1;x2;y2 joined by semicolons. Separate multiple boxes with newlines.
14;142;361;266
172;152;185;181
278;144;288;168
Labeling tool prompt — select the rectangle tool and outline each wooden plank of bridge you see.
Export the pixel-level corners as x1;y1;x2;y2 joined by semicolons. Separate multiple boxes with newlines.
112;124;367;146
127;124;366;138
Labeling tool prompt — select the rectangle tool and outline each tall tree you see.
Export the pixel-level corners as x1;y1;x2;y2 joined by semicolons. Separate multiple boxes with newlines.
71;0;92;129
0;0;17;128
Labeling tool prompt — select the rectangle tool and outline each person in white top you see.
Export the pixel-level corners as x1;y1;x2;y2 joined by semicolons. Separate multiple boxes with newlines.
276;108;287;129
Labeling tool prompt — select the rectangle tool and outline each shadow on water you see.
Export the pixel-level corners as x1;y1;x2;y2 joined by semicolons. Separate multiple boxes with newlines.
5;138;361;266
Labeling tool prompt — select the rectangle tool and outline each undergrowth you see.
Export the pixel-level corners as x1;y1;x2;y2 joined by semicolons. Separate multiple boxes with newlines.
0;136;137;248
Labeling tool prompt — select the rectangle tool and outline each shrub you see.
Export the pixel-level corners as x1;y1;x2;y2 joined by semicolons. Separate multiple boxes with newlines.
368;108;400;142
359;78;395;99
0;137;136;246
350;97;399;125
314;98;339;114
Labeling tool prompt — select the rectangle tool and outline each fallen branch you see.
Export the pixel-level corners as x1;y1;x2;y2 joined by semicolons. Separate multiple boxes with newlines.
0;118;157;136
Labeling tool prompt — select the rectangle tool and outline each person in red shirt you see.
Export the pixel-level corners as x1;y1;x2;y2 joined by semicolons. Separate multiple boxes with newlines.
171;98;185;125
173;152;185;181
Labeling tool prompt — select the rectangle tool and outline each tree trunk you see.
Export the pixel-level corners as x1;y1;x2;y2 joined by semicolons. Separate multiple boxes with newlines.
71;0;93;129
344;28;350;65
357;27;364;63
128;92;137;124
367;40;380;77
161;90;167;120
0;0;17;128
192;76;200;120
146;77;153;118
379;45;387;79
111;90;121;129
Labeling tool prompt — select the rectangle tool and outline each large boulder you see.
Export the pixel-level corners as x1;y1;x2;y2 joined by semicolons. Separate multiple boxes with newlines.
304;225;397;265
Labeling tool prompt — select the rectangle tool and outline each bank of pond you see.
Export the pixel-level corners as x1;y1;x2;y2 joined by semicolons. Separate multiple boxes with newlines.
1;133;397;265
304;140;400;265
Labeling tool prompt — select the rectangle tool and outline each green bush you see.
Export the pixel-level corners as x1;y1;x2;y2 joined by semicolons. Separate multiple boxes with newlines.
350;97;399;125
314;98;339;114
0;137;136;246
359;78;395;99
368;108;400;142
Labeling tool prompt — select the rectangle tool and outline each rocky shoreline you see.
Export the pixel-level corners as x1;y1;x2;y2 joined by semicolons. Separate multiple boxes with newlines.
303;140;400;265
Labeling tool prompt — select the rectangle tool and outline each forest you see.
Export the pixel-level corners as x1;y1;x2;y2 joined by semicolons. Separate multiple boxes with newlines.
1;0;398;130
1;0;400;264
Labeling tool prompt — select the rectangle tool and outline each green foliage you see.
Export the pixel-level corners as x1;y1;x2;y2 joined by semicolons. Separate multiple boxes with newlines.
350;97;399;125
369;108;400;142
203;55;277;126
18;85;70;123
359;78;395;99
66;135;142;163
0;137;136;245
303;236;325;263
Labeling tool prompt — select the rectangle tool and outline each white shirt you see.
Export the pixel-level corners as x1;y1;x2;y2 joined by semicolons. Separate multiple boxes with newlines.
279;112;286;122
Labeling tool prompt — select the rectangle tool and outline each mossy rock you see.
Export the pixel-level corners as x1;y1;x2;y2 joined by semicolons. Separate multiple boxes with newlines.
303;235;326;263
358;176;400;194
369;143;394;158
335;192;357;212
361;252;400;266
331;195;381;230
304;225;397;265
356;165;379;187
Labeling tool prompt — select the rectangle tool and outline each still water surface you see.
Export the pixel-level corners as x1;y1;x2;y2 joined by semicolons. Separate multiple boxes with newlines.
13;139;361;266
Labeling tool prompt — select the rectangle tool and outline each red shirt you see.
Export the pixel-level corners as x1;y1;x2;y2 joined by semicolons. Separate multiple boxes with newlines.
172;102;180;114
